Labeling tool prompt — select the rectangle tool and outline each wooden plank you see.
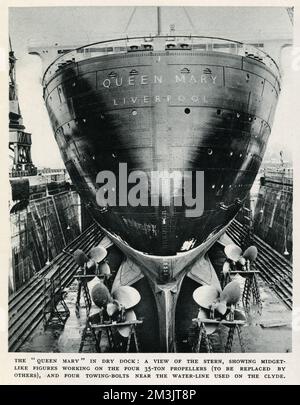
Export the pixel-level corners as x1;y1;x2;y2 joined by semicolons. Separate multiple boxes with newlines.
260;319;289;328
90;320;143;330
192;318;245;326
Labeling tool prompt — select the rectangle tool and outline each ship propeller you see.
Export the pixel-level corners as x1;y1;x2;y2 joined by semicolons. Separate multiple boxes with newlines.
117;310;137;338
112;285;141;309
107;300;121;317
216;280;241;315
224;244;258;269
91;282;112;308
243;246;258;262
224;244;242;262
91;282;141;337
222;261;231;275
238;256;246;267
73;249;89;267
98;261;111;276
193;281;241;316
89;246;108;263
221;261;231;288
109;286;141;337
85;259;97;275
197;308;218;335
193;285;220;310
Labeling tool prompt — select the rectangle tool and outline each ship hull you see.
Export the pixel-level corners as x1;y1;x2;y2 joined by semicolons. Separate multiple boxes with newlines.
43;49;280;351
45;50;279;255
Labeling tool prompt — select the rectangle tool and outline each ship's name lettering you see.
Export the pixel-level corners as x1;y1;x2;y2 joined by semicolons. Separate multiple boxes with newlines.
102;74;217;88
113;95;208;105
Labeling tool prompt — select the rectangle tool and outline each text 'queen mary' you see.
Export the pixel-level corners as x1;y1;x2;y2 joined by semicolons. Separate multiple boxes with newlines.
101;72;218;88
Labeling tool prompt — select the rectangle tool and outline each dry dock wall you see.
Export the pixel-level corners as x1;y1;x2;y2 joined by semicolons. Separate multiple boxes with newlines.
9;190;81;293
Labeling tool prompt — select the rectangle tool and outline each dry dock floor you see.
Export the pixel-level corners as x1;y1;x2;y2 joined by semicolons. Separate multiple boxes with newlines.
19;275;291;353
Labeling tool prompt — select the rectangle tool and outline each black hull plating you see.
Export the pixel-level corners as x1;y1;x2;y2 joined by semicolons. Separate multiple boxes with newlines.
44;51;279;256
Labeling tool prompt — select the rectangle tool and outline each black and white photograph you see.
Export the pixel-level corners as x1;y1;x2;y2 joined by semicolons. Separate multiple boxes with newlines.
3;1;297;368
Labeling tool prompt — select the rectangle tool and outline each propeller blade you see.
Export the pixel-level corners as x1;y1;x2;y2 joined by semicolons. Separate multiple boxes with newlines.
222;261;231;274
117;310;137;338
197;308;218;335
91;283;112;308
107;300;120;317
98;261;111;276
87;276;102;299
238;256;246;266
224;244;242;262
243;246;258;262
89;246;108;263
233;309;246;321
215;302;227;315
219;280;241;306
192;285;220;309
86;259;97;275
112;286;141;309
73;249;89;267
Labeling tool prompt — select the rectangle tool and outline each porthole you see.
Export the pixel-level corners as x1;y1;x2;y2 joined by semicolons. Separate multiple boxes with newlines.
236;113;240;118
229;152;233;157
208;148;213;155
132;110;137;116
184;108;191;114
212;184;215;189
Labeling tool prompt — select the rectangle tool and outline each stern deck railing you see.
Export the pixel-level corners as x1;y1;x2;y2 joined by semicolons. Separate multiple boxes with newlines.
40;35;281;85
